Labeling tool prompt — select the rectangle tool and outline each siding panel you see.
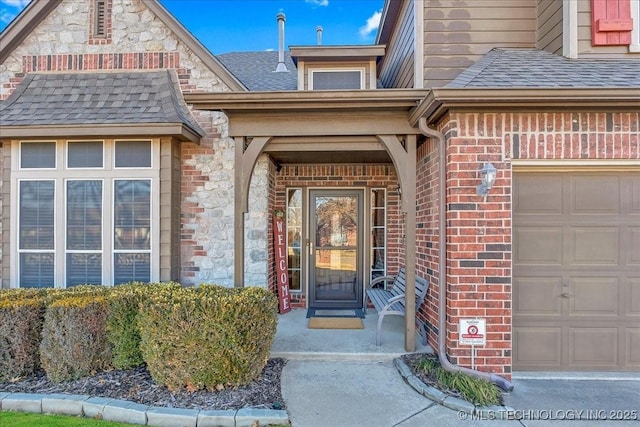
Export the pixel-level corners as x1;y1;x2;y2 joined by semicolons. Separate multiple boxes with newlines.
379;0;414;88
422;0;536;88
536;0;563;54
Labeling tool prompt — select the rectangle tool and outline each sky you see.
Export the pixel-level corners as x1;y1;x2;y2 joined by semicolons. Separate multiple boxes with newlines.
0;0;385;54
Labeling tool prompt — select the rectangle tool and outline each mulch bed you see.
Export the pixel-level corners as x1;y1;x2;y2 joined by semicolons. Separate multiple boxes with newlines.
0;358;286;411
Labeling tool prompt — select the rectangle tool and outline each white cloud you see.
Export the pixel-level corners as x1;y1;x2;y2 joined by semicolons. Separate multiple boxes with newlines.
2;0;31;8
305;0;329;7
359;9;382;39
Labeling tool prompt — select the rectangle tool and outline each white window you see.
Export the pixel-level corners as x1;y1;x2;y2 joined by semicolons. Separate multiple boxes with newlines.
310;69;364;90
12;140;159;288
631;0;640;52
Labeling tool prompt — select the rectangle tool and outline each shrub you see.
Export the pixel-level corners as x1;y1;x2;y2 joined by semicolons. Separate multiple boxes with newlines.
106;282;182;369
138;284;278;391
0;289;47;381
40;293;112;382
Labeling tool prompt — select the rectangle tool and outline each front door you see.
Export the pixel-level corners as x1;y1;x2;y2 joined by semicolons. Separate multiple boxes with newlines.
309;190;363;309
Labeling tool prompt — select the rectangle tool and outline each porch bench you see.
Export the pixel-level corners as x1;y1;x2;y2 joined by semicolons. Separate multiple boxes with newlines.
366;267;429;346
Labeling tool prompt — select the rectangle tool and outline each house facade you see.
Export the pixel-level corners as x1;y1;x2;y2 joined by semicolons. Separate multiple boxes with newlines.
1;0;638;378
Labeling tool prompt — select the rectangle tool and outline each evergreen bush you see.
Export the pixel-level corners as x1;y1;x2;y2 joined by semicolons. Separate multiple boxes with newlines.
40;291;112;382
0;289;47;381
138;284;278;391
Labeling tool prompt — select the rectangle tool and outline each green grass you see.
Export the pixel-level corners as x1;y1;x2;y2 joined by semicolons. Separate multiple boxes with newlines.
0;411;135;427
415;356;502;406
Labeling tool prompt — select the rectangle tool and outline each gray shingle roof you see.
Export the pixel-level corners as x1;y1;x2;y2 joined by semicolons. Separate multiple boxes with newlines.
216;51;297;91
447;48;640;88
0;70;204;135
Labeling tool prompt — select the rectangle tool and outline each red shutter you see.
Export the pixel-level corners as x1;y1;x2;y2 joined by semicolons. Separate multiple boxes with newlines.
591;0;634;46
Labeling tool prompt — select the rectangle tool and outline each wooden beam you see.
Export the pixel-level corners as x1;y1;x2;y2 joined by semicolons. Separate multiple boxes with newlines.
377;135;417;352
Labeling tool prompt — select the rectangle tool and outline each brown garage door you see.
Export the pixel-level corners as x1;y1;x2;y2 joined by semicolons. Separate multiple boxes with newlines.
513;171;640;371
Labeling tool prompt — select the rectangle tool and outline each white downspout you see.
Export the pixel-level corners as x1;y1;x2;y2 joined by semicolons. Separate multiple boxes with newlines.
418;117;513;392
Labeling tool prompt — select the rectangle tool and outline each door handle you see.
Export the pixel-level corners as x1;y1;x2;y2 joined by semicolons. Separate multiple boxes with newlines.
561;292;572;298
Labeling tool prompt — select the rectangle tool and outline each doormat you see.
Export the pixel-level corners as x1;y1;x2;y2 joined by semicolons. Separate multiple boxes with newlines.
308;316;364;329
306;308;365;318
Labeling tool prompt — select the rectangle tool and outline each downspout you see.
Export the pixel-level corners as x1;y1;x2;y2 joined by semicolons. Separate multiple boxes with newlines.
418;117;513;392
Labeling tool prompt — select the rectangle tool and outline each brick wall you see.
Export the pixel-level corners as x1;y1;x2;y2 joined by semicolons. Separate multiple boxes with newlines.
273;164;401;308
418;110;639;378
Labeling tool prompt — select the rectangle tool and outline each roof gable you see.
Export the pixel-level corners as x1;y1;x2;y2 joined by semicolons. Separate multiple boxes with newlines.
0;0;246;91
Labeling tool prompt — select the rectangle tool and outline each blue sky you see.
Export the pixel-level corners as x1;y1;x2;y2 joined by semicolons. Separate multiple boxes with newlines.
0;0;384;54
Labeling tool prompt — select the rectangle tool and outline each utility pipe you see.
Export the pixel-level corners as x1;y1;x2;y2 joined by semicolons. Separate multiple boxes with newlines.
418;117;513;392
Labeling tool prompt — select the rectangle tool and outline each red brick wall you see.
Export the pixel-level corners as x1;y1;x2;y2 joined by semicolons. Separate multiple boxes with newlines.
418;110;639;378
273;164;401;308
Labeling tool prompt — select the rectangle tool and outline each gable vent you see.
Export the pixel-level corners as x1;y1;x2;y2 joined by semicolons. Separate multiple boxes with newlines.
95;0;107;37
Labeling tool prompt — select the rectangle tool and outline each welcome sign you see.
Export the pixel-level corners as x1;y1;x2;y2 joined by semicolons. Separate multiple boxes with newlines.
273;210;291;314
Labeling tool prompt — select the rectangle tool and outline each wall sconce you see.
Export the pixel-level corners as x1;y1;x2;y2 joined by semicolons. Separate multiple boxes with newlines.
476;162;497;197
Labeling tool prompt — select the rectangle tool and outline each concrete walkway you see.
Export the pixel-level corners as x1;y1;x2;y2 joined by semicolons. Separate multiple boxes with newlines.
275;309;640;427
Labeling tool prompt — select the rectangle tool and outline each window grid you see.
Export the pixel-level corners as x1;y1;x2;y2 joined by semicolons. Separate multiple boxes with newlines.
13;139;157;288
370;188;387;282
286;188;303;292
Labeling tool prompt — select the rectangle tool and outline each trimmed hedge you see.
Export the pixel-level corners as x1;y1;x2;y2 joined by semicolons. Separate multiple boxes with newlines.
106;282;182;369
138;284;278;391
0;289;47;381
40;291;112;382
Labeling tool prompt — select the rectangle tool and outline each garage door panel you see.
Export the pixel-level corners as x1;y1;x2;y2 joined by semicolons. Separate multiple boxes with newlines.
628;278;640;316
629;228;640;265
515;227;562;265
570;227;619;266
570;277;619;316
514;277;562;316
571;176;620;214
569;328;618;367
515;171;638;371
514;175;563;214
625;328;640;366
629;175;640;213
514;327;562;367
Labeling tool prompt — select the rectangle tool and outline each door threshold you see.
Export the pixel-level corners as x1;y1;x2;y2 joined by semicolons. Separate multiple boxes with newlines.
306;308;365;318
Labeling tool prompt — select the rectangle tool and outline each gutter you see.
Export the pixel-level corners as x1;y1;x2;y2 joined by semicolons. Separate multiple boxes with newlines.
418;117;513;392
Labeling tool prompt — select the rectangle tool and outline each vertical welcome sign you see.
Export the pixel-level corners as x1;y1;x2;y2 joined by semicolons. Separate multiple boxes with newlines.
273;210;291;314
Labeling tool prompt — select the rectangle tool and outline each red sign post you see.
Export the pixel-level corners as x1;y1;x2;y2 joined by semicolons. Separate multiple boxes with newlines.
273;210;291;314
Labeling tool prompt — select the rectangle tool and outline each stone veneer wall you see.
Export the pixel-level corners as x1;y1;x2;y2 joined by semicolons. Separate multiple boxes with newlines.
0;0;270;287
417;110;639;379
273;164;401;308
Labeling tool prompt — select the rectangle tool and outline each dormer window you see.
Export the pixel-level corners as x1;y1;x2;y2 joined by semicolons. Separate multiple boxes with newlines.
290;45;385;90
310;69;364;90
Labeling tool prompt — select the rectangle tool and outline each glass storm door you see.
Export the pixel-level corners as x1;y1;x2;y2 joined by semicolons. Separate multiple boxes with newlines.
309;190;363;309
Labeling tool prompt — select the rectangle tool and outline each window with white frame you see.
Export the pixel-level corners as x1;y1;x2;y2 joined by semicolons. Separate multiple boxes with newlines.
310;69;364;90
631;0;640;52
13;140;158;288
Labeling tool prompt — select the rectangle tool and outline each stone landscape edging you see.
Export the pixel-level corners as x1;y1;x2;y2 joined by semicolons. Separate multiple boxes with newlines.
0;391;289;427
393;357;516;420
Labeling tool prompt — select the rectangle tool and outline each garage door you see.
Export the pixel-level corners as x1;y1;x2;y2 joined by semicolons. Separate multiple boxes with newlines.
513;171;640;371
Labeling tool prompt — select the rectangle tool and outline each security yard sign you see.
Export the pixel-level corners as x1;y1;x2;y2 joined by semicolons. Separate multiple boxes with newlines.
459;318;486;346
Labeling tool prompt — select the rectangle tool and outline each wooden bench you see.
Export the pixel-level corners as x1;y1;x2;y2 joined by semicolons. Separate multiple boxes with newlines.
366;267;429;346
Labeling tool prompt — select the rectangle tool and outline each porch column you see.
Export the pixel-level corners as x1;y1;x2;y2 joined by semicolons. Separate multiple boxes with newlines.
377;135;417;352
234;136;272;287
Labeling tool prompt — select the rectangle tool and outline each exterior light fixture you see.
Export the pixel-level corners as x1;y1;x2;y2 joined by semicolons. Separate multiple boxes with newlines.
476;162;497;197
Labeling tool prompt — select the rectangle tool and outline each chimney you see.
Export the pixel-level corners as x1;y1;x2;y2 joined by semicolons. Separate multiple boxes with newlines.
316;26;323;45
276;12;288;72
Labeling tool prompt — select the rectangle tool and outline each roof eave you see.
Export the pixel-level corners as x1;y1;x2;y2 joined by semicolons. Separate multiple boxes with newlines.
0;123;202;143
185;89;427;113
411;87;640;126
